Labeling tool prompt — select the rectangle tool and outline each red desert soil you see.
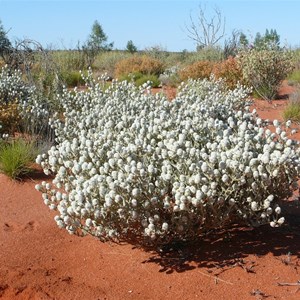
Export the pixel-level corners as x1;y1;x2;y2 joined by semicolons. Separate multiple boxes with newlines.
1;82;300;300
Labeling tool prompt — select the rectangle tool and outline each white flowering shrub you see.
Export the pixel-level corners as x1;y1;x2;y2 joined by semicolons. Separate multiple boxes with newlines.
0;65;34;104
35;73;300;247
0;65;52;137
19;91;52;138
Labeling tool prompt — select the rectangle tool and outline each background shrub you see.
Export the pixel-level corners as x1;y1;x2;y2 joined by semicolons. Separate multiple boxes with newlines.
135;74;160;88
178;60;215;81
237;48;295;100
213;56;243;89
115;55;164;78
93;51;132;78
51;50;87;72
185;46;223;64
61;71;85;88
119;71;161;88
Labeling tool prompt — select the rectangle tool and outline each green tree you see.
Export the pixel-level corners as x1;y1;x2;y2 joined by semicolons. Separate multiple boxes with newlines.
86;20;113;51
254;32;263;49
82;20;113;67
0;20;11;60
239;32;249;47
126;40;137;53
264;29;280;48
254;29;280;49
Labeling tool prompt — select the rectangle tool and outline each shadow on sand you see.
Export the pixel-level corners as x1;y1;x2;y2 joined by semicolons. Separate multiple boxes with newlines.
141;200;300;274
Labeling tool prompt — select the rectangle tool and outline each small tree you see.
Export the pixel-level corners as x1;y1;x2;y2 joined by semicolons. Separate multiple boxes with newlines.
86;20;113;51
240;29;281;50
254;29;280;49
126;40;137;54
185;4;225;50
239;32;249;48
83;20;114;66
0;20;12;61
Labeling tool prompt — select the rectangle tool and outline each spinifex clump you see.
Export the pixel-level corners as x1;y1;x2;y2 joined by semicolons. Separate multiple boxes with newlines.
35;72;300;247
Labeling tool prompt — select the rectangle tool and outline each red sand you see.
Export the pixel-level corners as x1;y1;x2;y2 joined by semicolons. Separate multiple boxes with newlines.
1;82;300;300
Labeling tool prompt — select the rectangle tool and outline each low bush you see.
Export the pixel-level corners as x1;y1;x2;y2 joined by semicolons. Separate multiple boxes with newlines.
283;103;300;123
283;91;300;123
61;71;86;88
0;138;39;179
135;74;160;88
35;72;300;248
119;72;161;88
178;60;215;81
115;55;164;78
287;69;300;86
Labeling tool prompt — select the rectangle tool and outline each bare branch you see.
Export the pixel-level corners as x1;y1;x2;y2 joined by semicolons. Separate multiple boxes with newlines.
185;4;226;49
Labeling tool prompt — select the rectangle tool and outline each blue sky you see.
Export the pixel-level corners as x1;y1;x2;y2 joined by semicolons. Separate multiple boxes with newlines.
1;0;299;51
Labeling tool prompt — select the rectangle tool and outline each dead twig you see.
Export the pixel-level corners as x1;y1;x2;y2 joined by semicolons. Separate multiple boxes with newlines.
213;258;256;276
250;289;269;298
277;280;300;286
198;270;233;285
279;251;292;266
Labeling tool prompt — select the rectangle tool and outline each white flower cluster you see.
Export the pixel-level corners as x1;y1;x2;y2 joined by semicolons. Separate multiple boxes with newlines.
0;65;51;136
0;65;35;104
35;74;300;247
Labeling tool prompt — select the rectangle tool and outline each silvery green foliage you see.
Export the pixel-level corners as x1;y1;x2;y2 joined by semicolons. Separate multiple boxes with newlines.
35;73;300;247
237;48;294;101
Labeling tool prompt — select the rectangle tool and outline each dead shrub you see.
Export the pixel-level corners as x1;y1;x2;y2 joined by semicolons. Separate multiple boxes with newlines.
178;60;215;81
115;55;164;78
0;101;22;134
213;56;243;89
